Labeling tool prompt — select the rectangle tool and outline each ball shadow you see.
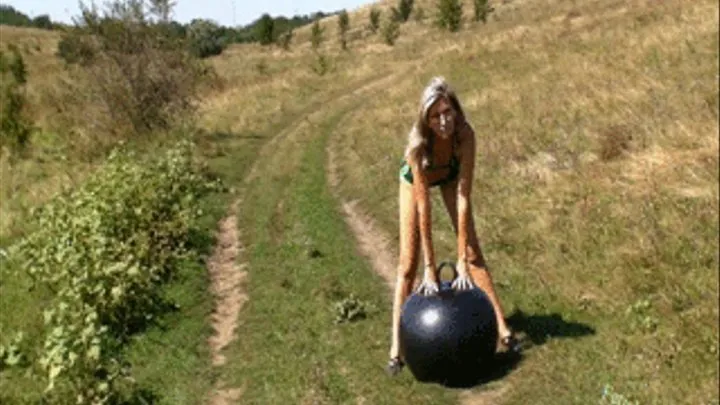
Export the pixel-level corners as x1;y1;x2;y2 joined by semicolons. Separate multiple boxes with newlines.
433;350;524;389
506;309;597;347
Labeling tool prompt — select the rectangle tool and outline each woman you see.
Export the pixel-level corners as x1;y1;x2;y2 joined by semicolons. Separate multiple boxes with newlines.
387;76;519;376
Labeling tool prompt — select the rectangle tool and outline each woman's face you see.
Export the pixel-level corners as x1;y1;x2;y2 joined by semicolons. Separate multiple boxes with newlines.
427;96;456;137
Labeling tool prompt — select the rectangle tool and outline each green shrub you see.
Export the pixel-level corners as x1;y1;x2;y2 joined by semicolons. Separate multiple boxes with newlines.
368;8;381;34
255;13;275;46
54;1;210;140
382;18;401;46
397;0;415;22
279;28;293;51
311;20;324;50
338;10;350;50
473;0;495;23
0;46;33;155
437;0;463;32
56;34;96;65
10;140;223;402
187;19;227;58
312;53;330;76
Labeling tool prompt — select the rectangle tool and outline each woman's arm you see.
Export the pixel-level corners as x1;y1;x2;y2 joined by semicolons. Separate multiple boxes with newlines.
409;157;438;290
456;125;476;269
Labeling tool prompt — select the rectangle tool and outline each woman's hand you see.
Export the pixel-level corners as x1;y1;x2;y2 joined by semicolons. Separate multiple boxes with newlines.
451;259;475;291
416;265;440;296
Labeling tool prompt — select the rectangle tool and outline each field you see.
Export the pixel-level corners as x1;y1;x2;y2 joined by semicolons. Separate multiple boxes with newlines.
0;0;718;404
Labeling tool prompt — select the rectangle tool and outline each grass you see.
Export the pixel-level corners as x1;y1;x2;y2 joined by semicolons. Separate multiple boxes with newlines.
329;0;719;403
219;102;457;404
1;0;718;403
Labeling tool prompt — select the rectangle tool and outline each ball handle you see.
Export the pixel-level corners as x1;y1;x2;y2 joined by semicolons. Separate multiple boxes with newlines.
437;261;458;283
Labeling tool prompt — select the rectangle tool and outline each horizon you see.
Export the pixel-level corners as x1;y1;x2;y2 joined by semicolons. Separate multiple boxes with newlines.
1;0;375;28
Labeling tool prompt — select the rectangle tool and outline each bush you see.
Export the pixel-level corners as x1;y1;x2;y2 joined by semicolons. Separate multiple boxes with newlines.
10;140;223;402
311;53;330;76
397;0;415;22
0;46;33;156
54;1;211;142
473;0;495;23
437;0;463;32
32;14;54;30
382;18;401;46
56;34;96;65
255;13;275;45
311;20;324;50
338;10;350;50
279;29;293;51
368;8;381;34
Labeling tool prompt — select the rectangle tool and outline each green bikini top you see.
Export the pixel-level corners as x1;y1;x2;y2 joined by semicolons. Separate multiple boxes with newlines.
399;128;461;187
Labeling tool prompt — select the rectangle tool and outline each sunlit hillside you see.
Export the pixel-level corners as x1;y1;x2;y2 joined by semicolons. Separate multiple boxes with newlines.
1;0;717;403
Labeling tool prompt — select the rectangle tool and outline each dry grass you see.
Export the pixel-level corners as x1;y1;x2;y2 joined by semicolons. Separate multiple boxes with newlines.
328;0;718;403
1;0;717;402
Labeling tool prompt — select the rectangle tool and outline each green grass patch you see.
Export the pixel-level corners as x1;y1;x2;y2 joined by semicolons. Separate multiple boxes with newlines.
220;107;458;404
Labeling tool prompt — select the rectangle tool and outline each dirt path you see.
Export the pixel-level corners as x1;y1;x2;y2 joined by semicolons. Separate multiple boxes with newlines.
327;145;397;292
206;199;247;405
325;113;510;405
203;72;410;405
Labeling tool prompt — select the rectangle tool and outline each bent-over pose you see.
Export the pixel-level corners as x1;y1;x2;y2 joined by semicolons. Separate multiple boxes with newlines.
387;76;520;375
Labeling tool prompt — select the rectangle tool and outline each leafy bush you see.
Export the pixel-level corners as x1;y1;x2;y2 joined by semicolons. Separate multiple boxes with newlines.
397;0;415;22
0;46;33;156
473;0;495;23
54;1;210;141
10;140;223;402
382;18;401;46
437;0;463;32
311;20;324;50
311;53;330;76
338;10;350;50
56;34;96;65
279;29;293;51
255;13;275;45
368;8;381;34
187;19;227;58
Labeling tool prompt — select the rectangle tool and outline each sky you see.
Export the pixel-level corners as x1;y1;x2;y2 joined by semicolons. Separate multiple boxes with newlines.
4;0;375;27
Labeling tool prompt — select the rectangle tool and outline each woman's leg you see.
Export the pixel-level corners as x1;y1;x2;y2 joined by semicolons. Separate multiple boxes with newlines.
389;180;421;364
439;183;514;342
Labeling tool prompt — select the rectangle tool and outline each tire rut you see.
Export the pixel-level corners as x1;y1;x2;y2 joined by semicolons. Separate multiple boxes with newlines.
204;71;409;405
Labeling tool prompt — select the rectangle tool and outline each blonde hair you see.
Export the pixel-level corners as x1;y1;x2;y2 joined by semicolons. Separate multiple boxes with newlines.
404;76;467;169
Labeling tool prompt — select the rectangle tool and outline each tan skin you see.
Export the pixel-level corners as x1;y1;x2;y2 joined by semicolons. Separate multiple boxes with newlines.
389;96;515;369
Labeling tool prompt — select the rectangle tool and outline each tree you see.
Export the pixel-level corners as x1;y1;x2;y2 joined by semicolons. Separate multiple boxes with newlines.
0;5;31;27
0;46;32;155
279;28;293;51
338;10;349;50
311;20;324;50
368;8;381;34
31;15;53;29
149;0;176;22
382;17;400;46
473;0;494;23
437;0;463;32
256;13;275;45
398;0;414;22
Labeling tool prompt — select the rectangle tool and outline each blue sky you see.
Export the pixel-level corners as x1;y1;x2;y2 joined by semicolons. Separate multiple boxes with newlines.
4;0;375;27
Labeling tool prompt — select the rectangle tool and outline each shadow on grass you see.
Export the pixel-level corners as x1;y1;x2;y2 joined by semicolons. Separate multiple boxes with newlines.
427;309;596;390
506;309;597;347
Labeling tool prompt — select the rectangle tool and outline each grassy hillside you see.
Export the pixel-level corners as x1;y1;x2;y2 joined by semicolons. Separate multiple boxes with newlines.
0;0;717;403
